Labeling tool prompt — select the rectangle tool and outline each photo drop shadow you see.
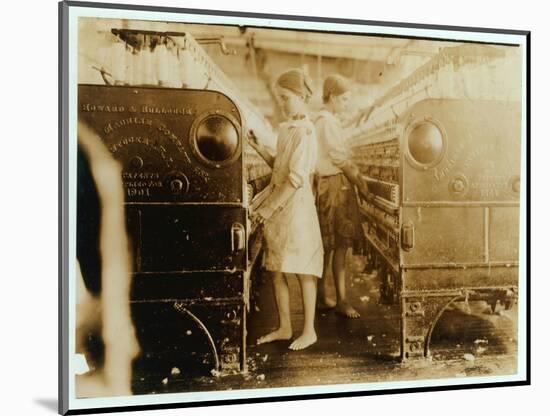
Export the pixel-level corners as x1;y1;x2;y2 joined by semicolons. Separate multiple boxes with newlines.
33;398;58;413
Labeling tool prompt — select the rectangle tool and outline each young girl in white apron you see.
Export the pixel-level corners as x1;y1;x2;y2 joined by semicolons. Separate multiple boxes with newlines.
248;68;323;350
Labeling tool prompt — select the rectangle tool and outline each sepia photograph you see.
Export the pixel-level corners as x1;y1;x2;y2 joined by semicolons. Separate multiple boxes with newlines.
59;1;529;414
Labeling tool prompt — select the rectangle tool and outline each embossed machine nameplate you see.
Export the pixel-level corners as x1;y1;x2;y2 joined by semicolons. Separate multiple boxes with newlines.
78;85;244;203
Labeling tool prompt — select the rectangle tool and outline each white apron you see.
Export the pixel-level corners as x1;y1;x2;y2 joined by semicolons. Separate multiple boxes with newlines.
261;117;324;278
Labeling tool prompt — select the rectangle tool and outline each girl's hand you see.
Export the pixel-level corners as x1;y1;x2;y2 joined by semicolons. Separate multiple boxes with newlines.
356;174;370;200
250;211;267;228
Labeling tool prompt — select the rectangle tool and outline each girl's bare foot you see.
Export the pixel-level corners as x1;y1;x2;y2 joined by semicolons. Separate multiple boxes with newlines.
336;301;360;318
257;327;292;345
288;331;317;350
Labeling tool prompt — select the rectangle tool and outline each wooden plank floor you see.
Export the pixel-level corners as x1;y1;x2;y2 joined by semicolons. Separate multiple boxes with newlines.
134;254;518;394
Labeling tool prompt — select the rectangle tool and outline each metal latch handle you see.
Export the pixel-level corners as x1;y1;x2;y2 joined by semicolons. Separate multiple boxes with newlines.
401;221;415;251
231;222;245;252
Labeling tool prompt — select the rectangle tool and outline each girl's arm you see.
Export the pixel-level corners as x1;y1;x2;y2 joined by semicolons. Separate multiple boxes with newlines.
251;126;309;224
247;129;275;168
319;116;370;197
342;105;375;128
340;162;369;198
254;180;297;224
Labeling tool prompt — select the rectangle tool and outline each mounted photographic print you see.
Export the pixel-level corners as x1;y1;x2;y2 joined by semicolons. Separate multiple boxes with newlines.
59;1;530;414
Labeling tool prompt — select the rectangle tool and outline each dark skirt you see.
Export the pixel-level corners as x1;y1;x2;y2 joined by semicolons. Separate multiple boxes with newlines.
315;173;364;253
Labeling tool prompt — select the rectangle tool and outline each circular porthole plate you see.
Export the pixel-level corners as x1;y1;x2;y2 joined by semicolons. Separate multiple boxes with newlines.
404;117;447;170
189;110;242;168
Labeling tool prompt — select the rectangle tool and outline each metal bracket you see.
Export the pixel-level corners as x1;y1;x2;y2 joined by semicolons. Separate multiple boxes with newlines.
405;301;425;316
405;336;425;356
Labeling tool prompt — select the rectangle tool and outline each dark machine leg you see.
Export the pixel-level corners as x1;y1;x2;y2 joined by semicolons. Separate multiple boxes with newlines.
380;268;400;305
486;289;517;314
401;294;461;359
174;302;246;375
362;243;375;274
